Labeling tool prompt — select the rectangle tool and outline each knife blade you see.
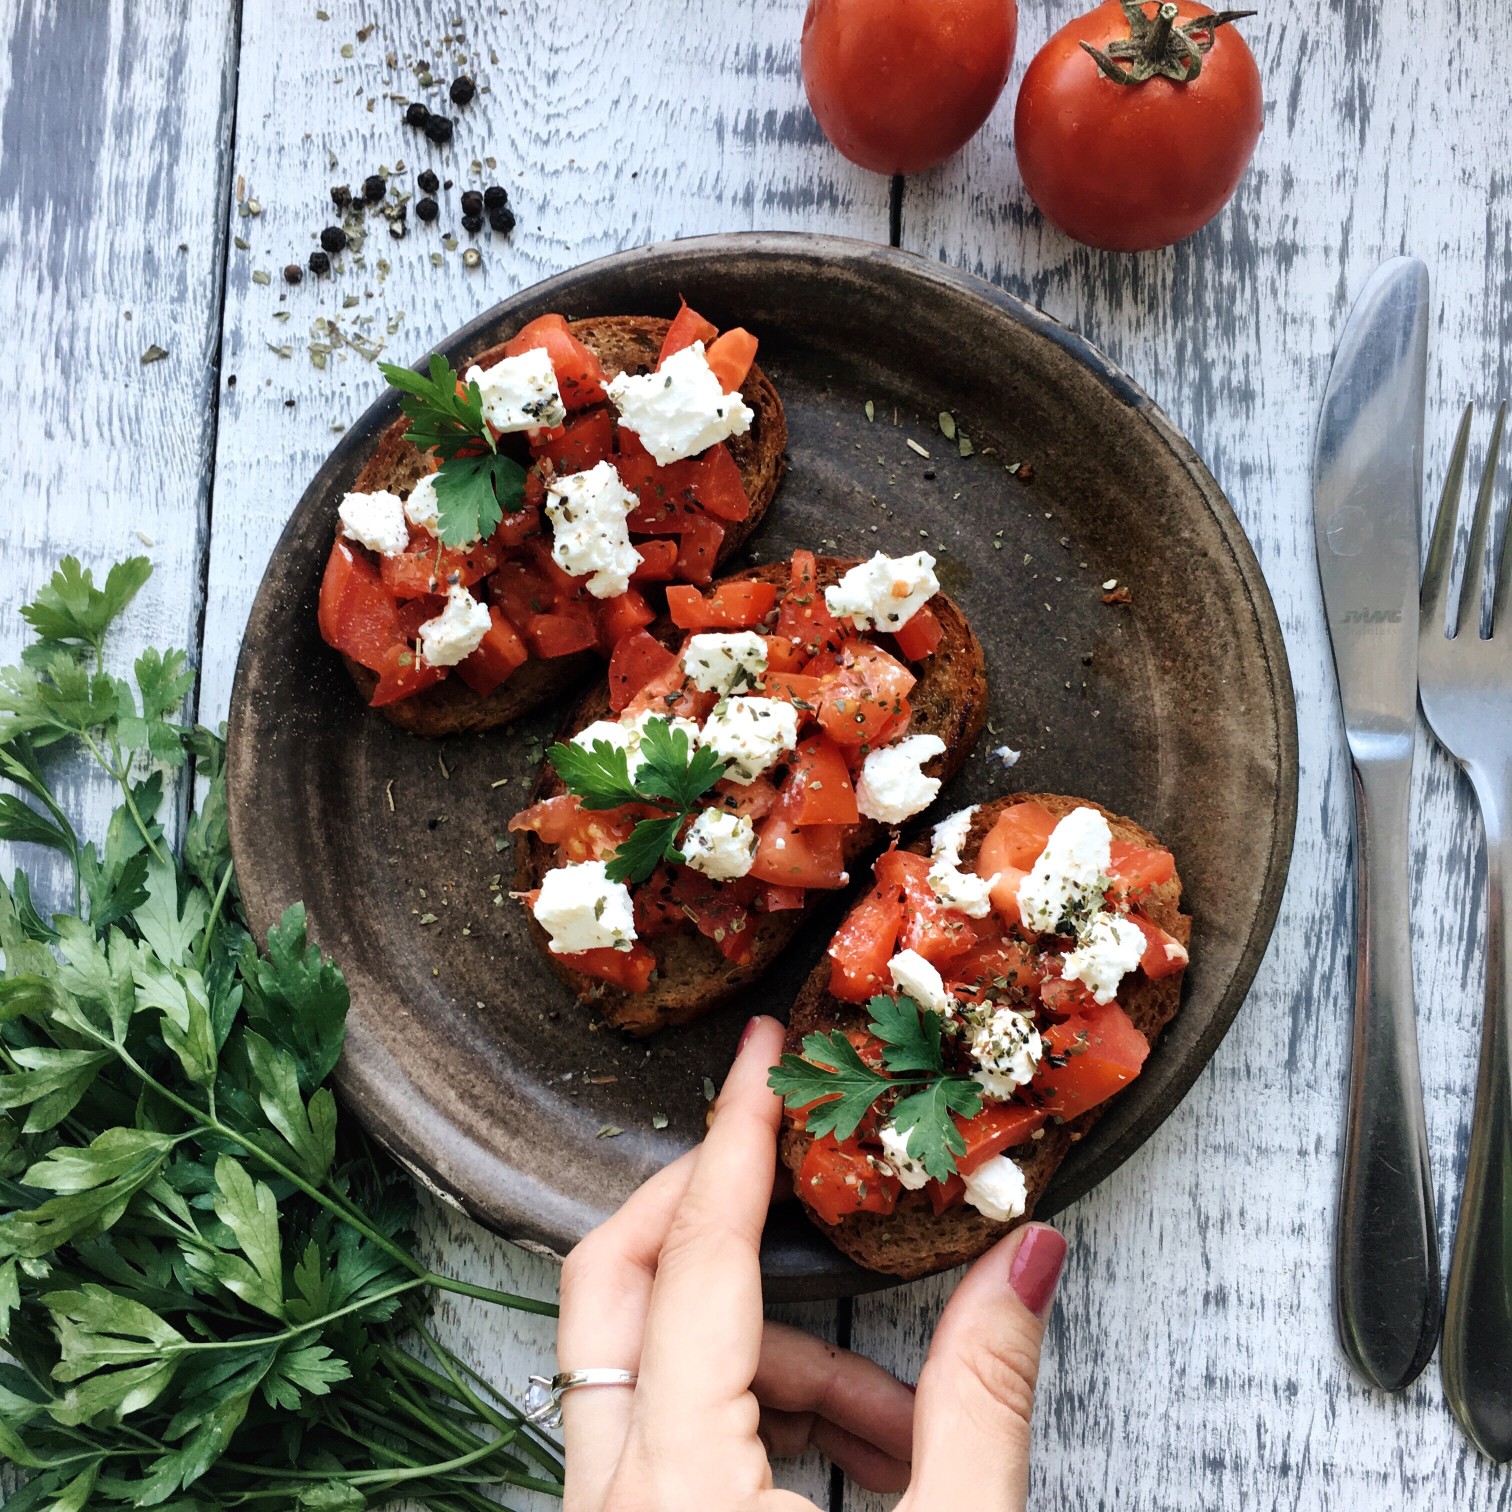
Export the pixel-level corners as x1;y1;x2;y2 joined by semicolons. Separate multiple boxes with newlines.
1314;256;1440;1391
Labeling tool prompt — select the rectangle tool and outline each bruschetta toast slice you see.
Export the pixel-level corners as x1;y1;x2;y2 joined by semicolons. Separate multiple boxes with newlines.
320;307;787;735
774;792;1190;1279
510;550;988;1035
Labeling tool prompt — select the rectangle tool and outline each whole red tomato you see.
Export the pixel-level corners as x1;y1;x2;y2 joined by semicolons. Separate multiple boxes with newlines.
1014;1;1263;251
802;0;1019;175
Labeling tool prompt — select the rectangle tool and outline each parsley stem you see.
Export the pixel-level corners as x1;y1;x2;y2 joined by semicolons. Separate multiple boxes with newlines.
194;858;236;976
78;730;167;866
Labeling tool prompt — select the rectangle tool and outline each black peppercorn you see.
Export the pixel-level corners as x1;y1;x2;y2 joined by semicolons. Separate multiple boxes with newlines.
418;168;440;193
308;249;331;275
483;184;508;209
319;225;348;253
362;174;385;204
461;211;484;233
415;196;439;223
490;205;516;235
460;189;483;215
404;101;431;128
449;75;476;106
330;184;352;209
424;115;453;144
283;263;304;285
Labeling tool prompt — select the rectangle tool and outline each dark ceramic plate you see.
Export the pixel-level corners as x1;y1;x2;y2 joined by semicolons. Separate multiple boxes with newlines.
227;233;1297;1300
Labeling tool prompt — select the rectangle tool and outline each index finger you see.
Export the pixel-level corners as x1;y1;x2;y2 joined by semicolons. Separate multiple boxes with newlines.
634;1015;787;1412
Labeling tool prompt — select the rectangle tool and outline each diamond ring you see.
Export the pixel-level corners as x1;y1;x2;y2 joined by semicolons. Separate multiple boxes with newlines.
524;1368;638;1428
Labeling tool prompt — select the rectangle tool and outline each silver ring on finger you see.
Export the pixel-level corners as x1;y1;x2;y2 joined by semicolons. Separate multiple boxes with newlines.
524;1367;638;1428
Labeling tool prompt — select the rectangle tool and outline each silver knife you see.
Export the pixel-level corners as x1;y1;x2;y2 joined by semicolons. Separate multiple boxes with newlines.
1314;257;1440;1391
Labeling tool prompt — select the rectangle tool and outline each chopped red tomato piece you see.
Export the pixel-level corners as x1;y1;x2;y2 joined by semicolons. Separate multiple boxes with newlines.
557;943;656;992
502;313;607;409
827;878;905;1002
704;327;758;393
664;871;759;963
490;504;543;550
533;408;614;472
763;671;827;714
455;607;529;695
673;513;725;585
707;775;779;821
1030;1000;1149;1120
789;734;859;826
597;588;655;653
946;933;1042;1005
775;549;845;660
525;604;599;660
686;444;750;522
493;559;558;631
1129;913;1189;978
762;634;809;674
815;645;916;748
954;1103;1048;1177
877;849;975;965
630;539;679;582
749;768;848;891
761;884;806;912
666;579;777;631
523;538;588;602
380;539;501;599
657;301;719;365
368;642;447;706
797;1137;900;1226
987;867;1027;929
1108;840;1177;898
892;602;943;661
395;593;446;641
1038;973;1099;1016
508;795;645;862
927;1173;966;1216
607;629;679;714
319;541;404;673
977;802;1059;875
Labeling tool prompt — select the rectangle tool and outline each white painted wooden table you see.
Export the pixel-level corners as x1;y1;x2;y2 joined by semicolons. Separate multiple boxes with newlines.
3;1;1509;1505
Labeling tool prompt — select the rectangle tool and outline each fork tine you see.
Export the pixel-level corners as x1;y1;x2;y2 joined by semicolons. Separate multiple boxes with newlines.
1424;404;1474;636
1458;400;1507;639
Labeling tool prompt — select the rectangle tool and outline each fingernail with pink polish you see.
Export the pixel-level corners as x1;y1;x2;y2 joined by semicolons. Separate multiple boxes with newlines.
737;1016;762;1053
1009;1225;1067;1318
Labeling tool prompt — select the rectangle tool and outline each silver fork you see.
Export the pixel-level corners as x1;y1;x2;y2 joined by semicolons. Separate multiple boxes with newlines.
1420;400;1512;1460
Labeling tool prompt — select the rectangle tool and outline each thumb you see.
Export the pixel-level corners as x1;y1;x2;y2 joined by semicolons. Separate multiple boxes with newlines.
903;1222;1067;1512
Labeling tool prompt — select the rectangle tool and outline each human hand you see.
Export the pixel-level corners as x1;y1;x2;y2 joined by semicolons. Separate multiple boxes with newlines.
554;1015;1068;1510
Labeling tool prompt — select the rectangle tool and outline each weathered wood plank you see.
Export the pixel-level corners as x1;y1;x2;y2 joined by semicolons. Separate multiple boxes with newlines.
845;3;1512;1508
197;3;883;1504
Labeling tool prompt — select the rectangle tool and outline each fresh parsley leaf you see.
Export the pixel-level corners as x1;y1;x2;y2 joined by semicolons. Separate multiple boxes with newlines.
546;737;642;812
867;992;946;1075
636;717;727;809
115;648;195;766
768;1030;894;1143
240;903;348;1090
204;1156;284;1321
19;557;152;658
603;814;682;885
889;1077;983;1182
433;448;527;543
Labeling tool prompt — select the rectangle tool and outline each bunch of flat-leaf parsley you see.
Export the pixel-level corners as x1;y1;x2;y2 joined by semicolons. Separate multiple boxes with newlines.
379;355;527;547
0;558;562;1510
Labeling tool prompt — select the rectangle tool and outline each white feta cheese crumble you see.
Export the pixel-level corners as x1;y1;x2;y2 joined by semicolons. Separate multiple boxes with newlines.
968;1005;1043;1100
961;1153;1029;1223
338;490;410;557
928;805;996;918
683;631;769;694
402;472;443;535
992;745;1021;767
855;734;946;824
464;346;567;433
824;551;940;632
1017;806;1112;935
544;461;641;599
606;342;754;465
416;585;492;667
1061;911;1147;1004
701;696;799;785
877;1124;931;1191
888;949;953;1018
682;809;758;881
531;860;637;955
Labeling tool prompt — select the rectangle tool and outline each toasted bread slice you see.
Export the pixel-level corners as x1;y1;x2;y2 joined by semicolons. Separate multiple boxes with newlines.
512;556;988;1036
779;792;1191;1279
339;314;788;735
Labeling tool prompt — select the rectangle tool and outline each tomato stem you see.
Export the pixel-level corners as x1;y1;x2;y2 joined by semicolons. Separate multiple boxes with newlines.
1080;2;1256;86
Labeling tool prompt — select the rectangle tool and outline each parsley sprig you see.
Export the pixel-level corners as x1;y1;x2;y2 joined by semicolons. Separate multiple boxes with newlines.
0;559;564;1510
768;994;985;1181
548;718;729;885
379;354;527;547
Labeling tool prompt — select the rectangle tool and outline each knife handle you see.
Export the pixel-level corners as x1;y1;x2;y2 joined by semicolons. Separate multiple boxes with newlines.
1335;755;1440;1391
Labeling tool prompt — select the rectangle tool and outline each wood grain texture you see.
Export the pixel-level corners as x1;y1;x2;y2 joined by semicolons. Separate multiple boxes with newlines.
845;3;1512;1508
194;3;879;1505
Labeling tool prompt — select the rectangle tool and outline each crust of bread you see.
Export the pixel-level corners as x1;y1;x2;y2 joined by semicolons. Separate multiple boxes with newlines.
779;792;1191;1280
338;314;788;736
512;557;989;1036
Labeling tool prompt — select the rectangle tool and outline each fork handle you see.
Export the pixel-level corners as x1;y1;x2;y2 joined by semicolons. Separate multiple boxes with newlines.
1336;756;1441;1390
1443;762;1512;1460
